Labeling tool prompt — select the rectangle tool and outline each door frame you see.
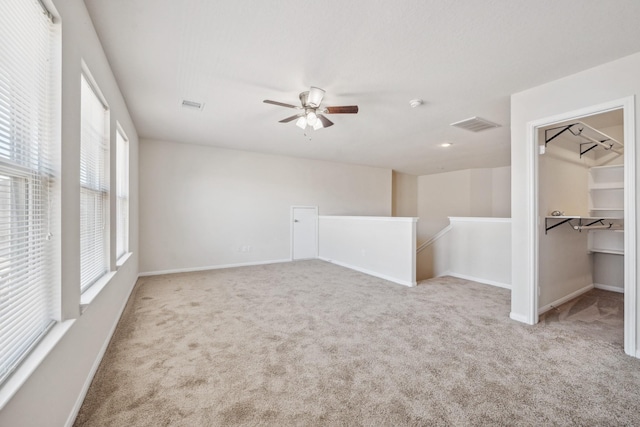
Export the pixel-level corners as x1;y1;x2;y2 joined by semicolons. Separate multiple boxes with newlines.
290;206;318;261
526;96;637;357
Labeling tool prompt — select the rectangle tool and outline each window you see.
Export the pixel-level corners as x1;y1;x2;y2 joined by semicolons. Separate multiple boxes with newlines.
80;74;109;292
0;0;58;385
116;127;129;259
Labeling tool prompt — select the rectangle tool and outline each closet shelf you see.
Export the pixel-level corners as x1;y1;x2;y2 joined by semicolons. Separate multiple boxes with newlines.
545;121;623;159
544;216;623;234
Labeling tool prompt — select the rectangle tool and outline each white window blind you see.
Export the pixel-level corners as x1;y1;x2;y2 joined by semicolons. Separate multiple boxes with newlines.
0;0;57;385
116;128;129;259
80;75;109;292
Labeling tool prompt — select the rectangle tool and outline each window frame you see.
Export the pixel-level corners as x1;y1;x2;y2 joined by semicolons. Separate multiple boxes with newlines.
115;124;129;261
79;71;110;294
0;0;60;390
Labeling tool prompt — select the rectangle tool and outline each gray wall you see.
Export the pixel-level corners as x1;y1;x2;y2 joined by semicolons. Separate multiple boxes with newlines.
139;139;393;274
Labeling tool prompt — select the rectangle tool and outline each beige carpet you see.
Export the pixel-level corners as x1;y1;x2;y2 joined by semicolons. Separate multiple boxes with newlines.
74;260;640;426
539;288;624;347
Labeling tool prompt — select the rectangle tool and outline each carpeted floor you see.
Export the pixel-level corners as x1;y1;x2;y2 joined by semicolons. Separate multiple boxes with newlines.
539;288;624;347
74;260;640;426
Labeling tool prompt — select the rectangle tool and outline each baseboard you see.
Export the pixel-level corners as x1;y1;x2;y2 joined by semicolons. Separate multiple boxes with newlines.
318;257;416;287
538;283;595;315
594;283;625;293
138;259;291;277
442;272;511;290
64;277;138;427
510;312;530;324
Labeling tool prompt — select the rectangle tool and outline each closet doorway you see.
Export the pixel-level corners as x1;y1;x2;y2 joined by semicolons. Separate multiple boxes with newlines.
528;97;637;357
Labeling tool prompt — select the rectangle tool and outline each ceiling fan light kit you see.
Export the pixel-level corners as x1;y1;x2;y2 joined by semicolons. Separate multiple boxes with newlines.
264;86;358;131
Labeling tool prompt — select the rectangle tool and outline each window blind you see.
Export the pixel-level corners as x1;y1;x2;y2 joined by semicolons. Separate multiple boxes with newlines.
116;128;128;259
80;75;109;292
0;0;57;385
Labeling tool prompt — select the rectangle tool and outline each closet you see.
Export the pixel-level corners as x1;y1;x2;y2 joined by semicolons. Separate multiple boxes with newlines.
538;110;624;323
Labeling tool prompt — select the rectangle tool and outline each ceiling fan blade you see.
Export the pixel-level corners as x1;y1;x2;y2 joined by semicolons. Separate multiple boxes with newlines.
307;87;325;107
263;99;299;109
318;114;334;128
325;105;359;114
279;114;303;123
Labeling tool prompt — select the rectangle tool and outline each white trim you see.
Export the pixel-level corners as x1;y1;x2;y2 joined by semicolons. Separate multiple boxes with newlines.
538;283;594;315
621;96;637;357
64;277;138;427
510;312;529;323
291;206;318;261
524;97;637;355
138;258;292;277
80;270;117;308
442;272;511;290
319;215;418;222
318;256;416;287
530;117;540;326
594;283;624;294
116;251;132;268
417;224;452;254
448;217;512;223
0;320;75;410
80;61;109;110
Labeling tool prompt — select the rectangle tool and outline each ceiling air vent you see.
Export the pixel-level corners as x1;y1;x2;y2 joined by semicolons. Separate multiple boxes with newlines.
450;116;500;132
181;99;204;111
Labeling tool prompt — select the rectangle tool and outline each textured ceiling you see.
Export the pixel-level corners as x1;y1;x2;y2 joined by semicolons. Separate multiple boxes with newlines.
83;0;640;175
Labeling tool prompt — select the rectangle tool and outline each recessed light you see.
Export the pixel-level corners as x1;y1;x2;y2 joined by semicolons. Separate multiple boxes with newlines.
440;142;452;148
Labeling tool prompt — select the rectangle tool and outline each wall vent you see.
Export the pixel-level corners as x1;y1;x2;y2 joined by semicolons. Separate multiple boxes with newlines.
181;100;204;111
450;116;500;132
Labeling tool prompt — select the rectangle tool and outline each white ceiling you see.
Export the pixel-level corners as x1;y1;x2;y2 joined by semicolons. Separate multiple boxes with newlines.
83;0;640;176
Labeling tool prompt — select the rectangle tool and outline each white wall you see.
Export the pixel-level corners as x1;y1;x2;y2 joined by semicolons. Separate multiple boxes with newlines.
417;169;472;241
416;217;511;287
416;166;511;243
492;166;511;217
510;52;639;349
537;134;592;309
392;171;417;217
319;216;417;286
594;253;624;292
447;218;511;288
0;0;139;425
139;139;392;274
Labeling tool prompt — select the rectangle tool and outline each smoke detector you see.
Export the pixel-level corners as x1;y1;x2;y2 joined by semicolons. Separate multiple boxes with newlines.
409;99;423;108
450;116;500;132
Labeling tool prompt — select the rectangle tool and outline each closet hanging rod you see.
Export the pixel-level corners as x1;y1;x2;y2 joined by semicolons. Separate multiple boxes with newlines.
544;121;623;156
573;223;623;231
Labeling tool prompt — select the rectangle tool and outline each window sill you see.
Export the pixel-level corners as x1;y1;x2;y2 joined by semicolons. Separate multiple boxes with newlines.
80;252;132;312
80;270;117;312
0;319;75;410
116;251;132;268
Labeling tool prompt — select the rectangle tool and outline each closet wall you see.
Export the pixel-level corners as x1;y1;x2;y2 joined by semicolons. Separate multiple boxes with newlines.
538;114;624;312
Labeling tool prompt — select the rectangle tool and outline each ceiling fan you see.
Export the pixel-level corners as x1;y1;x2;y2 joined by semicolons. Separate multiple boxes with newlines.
263;87;358;130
